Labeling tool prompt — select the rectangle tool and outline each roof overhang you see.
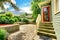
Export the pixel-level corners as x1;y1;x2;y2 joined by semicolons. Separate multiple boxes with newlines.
38;0;51;7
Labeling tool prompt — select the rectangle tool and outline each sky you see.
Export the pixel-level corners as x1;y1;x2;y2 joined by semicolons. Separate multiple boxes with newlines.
4;0;32;14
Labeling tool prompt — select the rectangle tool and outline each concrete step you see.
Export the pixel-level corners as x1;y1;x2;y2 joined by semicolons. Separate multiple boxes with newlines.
40;22;52;25
38;28;55;34
37;23;56;39
40;23;53;27
40;24;53;27
33;35;57;40
37;31;56;39
39;26;54;30
41;23;52;24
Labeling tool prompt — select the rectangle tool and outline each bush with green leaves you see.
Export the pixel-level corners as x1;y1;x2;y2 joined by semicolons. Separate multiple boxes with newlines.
22;18;29;23
5;12;14;17
0;12;22;24
0;16;15;24
0;12;20;24
14;16;21;22
5;18;15;24
0;28;7;40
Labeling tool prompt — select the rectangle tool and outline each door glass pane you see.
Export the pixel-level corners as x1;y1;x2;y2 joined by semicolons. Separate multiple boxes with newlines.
42;6;50;22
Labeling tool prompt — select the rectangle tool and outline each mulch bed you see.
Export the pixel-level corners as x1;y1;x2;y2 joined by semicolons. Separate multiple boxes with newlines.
0;24;12;26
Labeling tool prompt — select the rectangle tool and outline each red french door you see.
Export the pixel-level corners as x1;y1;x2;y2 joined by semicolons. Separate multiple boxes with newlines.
42;6;50;22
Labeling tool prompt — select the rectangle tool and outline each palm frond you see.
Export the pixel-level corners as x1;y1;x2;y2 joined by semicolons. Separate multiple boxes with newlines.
8;0;20;11
0;0;20;11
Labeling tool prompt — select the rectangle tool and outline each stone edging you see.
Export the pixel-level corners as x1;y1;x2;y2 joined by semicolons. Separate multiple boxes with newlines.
0;24;20;33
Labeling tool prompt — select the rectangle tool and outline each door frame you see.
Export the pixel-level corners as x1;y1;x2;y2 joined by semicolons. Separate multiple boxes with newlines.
41;5;51;23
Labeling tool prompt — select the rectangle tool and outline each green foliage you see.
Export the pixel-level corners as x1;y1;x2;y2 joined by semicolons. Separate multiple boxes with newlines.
13;18;19;22
0;0;19;11
5;12;14;17
32;0;41;2
8;18;15;24
0;11;30;24
14;16;21;22
0;0;5;2
0;16;15;24
41;0;45;2
22;18;29;24
32;0;44;2
20;13;27;18
0;28;7;40
0;16;7;24
31;1;41;21
32;19;36;23
0;12;21;24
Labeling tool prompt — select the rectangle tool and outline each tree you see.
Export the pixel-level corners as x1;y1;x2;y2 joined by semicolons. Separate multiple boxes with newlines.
31;0;41;21
32;0;41;2
0;0;19;11
32;0;44;2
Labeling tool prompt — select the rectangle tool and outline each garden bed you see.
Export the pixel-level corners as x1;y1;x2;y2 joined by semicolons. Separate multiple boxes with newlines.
0;24;13;26
0;24;20;33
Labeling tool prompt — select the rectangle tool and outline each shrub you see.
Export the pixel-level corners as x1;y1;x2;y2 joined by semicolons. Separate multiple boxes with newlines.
0;28;7;40
5;18;15;24
5;12;14;17
13;18;19;22
0;12;22;24
22;18;29;23
14;16;21;22
32;19;36;23
9;18;15;24
0;16;6;24
0;16;15;24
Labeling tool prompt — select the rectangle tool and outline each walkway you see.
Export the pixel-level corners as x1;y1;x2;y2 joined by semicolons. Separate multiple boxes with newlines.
20;24;56;40
20;24;36;40
20;24;42;40
8;24;56;40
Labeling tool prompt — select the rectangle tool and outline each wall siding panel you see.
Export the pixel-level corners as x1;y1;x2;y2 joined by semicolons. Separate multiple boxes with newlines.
52;0;60;40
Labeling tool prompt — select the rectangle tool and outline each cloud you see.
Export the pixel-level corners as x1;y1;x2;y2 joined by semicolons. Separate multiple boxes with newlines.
20;6;32;14
23;3;30;7
9;9;14;11
3;4;10;9
11;0;16;4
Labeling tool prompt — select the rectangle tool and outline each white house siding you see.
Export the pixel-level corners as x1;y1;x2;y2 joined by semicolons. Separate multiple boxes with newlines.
51;0;60;40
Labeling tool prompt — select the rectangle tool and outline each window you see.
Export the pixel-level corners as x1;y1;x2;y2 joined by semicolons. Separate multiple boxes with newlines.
58;0;60;11
55;0;60;14
56;0;60;12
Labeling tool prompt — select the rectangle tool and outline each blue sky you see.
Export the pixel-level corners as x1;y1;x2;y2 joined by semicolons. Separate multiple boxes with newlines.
5;0;32;13
16;0;31;8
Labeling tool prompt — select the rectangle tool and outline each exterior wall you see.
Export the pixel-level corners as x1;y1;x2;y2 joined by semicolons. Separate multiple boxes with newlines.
52;0;60;40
